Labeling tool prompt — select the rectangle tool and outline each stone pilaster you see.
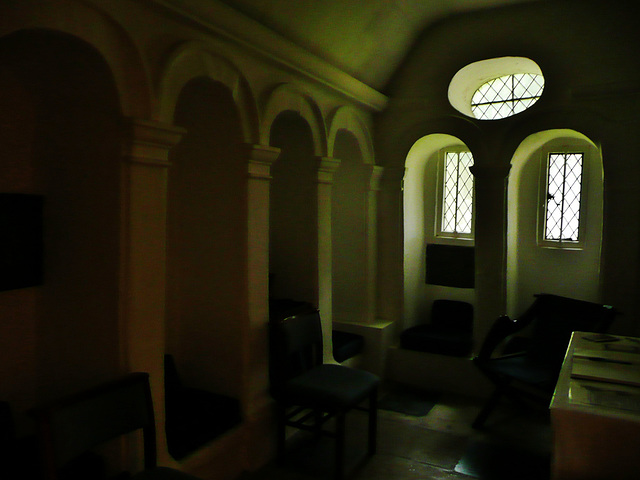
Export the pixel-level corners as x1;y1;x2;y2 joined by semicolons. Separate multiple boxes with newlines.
316;156;341;361
376;166;405;333
363;165;384;324
470;163;511;349
238;143;280;469
121;117;186;464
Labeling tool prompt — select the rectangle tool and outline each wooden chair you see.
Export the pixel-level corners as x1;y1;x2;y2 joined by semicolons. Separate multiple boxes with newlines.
472;293;617;429
30;372;200;480
269;310;379;480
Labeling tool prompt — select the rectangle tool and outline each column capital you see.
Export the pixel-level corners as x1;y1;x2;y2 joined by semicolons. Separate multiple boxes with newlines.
470;163;512;181
122;118;186;167
238;144;281;179
316;156;341;184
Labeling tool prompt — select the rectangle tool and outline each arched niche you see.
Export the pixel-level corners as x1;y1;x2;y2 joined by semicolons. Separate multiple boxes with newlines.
0;29;122;408
332;130;368;323
327;106;374;165
166;76;246;399
403;134;476;331
157;42;259;142
261;83;326;156
2;0;151;117
269;111;318;306
507;129;604;316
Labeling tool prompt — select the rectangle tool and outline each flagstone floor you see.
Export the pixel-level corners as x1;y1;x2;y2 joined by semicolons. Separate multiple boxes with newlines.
239;385;552;480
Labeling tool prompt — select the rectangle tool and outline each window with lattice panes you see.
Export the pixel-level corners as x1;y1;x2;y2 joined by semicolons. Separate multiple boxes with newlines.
543;152;584;244
438;150;474;238
471;73;544;120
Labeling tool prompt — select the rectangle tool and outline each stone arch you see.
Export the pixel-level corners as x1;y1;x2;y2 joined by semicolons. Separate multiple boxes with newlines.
1;0;152;118
327;106;375;165
379;114;482;170
261;83;327;156
157;41;259;143
403;134;476;331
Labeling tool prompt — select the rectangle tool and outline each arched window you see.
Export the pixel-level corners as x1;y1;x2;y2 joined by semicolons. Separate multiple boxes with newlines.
437;149;474;239
538;149;587;248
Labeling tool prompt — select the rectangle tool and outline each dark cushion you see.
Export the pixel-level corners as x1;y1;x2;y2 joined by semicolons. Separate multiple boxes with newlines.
400;324;473;357
165;388;241;460
134;467;203;480
164;355;241;460
332;330;364;363
284;364;379;409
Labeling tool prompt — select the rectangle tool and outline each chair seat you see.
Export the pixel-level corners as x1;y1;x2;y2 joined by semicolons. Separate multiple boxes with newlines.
284;364;379;409
480;355;558;389
400;324;473;357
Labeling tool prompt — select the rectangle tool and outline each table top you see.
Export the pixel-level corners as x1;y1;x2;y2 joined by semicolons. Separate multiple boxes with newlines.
551;331;640;422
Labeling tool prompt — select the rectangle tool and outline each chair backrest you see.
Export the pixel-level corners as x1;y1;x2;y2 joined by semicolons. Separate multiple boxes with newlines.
269;310;323;392
475;314;521;361
31;372;157;480
431;299;474;331
476;294;617;368
526;293;617;367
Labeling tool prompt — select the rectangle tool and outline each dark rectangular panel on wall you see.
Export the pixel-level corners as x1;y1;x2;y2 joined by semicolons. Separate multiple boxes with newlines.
425;243;475;288
0;193;44;292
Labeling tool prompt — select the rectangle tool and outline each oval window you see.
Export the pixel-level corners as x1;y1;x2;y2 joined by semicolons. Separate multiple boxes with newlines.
448;57;544;120
471;73;544;120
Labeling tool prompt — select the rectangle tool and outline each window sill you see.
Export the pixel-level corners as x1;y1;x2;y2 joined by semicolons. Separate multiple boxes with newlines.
537;241;584;251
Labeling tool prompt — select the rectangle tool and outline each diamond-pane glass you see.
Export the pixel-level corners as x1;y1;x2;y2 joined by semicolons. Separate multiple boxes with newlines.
471;73;544;120
442;151;474;234
545;153;583;242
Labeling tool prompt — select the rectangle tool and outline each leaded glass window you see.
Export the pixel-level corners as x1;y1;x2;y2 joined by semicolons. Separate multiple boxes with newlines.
545;152;583;242
441;151;474;236
471;73;544;120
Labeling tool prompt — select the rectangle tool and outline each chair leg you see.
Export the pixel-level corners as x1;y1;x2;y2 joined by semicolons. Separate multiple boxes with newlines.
472;385;504;429
335;411;346;480
314;409;323;439
276;403;286;465
368;388;377;456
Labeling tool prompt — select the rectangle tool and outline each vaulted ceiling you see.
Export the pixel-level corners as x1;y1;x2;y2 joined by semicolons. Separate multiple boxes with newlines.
216;0;542;91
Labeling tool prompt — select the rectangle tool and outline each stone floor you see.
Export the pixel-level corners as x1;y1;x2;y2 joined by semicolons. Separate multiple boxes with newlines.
240;385;552;480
